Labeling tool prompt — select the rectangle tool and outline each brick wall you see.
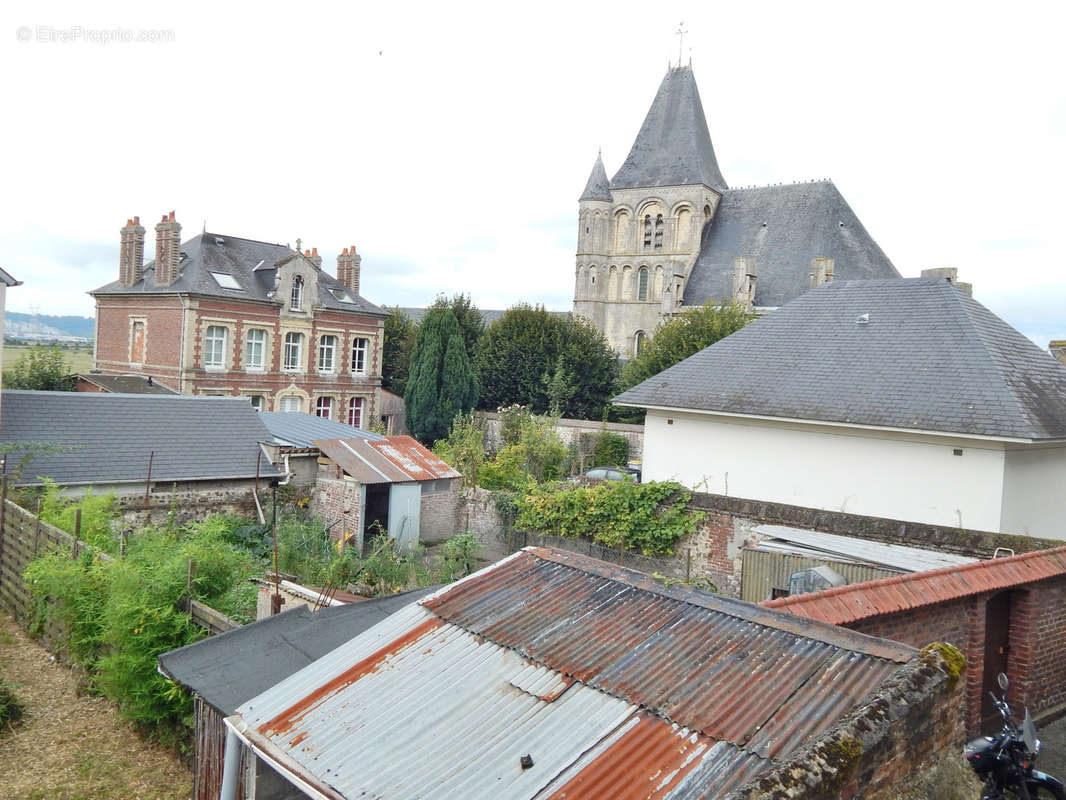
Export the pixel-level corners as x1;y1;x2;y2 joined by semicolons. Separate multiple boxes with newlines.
725;646;966;800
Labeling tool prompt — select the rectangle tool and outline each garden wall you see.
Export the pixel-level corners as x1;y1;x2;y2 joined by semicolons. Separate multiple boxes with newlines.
476;411;643;465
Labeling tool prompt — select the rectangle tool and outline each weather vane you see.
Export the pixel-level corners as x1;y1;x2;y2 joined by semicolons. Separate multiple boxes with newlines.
676;22;687;67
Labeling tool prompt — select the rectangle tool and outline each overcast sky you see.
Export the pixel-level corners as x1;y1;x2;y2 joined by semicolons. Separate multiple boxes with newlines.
2;0;1064;346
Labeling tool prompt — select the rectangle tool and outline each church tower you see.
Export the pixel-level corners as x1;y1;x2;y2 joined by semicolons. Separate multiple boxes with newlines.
574;65;727;357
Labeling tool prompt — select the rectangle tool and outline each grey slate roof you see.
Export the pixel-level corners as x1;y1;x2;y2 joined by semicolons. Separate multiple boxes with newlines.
579;153;612;201
258;411;384;449
76;373;178;395
158;587;435;716
610;66;728;193
90;232;386;317
615;277;1066;440
0;267;20;287
0;391;282;486
683;181;900;308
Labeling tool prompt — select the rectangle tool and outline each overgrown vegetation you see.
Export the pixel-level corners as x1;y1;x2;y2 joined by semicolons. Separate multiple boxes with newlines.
23;517;260;746
592;430;629;467
0;676;23;731
38;479;120;553
515;480;703;555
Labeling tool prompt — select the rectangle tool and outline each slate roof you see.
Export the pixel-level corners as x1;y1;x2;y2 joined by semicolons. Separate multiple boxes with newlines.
258;411;384;449
158;587;434;716
614;277;1066;440
763;545;1066;625
611;66;728;193
0;267;21;287
90;232;386;317
227;547;915;799
75;373;178;395
683;181;900;308
579;153;612;201
0;390;281;486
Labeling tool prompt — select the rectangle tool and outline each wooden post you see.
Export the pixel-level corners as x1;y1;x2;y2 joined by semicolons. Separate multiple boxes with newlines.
119;530;128;558
186;558;197;599
686;548;692;582
0;476;6;594
33;497;42;557
72;508;82;558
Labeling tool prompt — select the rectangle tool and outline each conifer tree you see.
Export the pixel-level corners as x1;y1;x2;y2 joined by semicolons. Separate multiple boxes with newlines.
404;309;478;443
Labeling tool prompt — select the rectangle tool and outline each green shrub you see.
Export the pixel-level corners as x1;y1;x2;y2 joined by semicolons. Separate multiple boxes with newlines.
435;533;478;582
38;480;119;553
593;431;629;468
0;678;24;731
515;480;703;555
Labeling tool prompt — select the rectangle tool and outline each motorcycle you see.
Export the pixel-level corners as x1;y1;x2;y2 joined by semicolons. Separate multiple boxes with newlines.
964;673;1065;799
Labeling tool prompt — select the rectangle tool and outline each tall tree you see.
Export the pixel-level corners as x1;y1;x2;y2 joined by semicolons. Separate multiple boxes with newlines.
4;345;76;391
427;293;484;364
404;309;478;443
477;306;618;419
613;301;753;422
381;307;417;397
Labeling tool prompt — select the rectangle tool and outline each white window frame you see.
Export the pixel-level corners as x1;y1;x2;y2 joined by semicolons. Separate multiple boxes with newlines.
348;396;364;428
245;328;266;371
351;337;369;375
204;325;227;369
283;332;303;372
318;335;337;374
279;395;301;413
290;275;304;311
315;396;333;419
248;395;264;412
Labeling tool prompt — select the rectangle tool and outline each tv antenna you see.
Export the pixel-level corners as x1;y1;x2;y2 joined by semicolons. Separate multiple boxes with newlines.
676;22;687;66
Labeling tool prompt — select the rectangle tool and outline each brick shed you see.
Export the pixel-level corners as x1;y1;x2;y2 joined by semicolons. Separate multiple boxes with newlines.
764;545;1066;734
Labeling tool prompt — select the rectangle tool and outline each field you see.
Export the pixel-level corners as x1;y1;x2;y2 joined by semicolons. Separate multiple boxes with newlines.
0;614;191;800
2;345;94;376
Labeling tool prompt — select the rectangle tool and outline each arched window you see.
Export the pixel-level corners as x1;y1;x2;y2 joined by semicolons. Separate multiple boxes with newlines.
675;208;692;250
614;210;630;252
654;266;665;300
290;275;304;311
637;267;649;301
634;331;646;355
607;267;619;301
643;215;653;248
654;214;664;248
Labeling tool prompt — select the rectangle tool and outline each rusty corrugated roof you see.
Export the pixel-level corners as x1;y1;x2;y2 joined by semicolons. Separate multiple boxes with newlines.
312;435;461;485
228;547;920;799
762;545;1066;625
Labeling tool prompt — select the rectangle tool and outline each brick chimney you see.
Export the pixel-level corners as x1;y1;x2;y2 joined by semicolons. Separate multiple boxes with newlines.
336;245;361;295
309;247;322;269
154;211;182;286
732;257;756;310
809;257;835;288
119;216;145;286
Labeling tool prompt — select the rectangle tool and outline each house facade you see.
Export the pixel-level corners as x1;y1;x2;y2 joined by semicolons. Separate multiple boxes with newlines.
615;276;1066;540
91;213;388;425
573;65;901;357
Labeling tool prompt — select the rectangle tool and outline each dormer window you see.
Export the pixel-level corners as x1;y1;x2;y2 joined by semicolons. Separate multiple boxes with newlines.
290;275;304;311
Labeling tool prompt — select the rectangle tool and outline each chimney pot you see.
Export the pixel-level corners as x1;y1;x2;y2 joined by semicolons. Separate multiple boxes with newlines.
133;215;139;225
312;247;318;256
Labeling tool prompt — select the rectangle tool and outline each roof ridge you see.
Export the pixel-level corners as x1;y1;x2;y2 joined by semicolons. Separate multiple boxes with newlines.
726;179;834;192
199;231;291;250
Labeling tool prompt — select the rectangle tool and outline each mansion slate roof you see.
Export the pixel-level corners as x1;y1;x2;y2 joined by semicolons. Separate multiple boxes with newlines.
611;66;728;193
684;180;900;308
0;390;281;486
614;277;1066;441
90;232;386;316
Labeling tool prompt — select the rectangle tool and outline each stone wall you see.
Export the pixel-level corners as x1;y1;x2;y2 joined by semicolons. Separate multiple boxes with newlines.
115;485;261;529
419;487;459;545
476;411;643;466
725;645;967;800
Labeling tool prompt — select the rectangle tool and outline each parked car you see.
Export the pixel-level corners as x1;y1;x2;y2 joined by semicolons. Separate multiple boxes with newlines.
580;465;640;483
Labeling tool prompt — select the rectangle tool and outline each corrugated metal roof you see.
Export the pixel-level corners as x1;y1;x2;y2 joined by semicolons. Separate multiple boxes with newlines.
749;525;978;573
313;435;461;485
229;547;919;799
763;545;1066;625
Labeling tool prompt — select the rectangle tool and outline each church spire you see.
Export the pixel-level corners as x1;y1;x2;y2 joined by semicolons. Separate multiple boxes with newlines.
579;151;612;201
610;65;728;193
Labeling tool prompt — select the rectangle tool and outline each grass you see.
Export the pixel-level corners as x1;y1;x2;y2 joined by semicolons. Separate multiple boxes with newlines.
0;613;190;800
3;345;94;376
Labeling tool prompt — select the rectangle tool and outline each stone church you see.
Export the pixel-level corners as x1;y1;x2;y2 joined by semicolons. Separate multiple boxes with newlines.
573;65;900;356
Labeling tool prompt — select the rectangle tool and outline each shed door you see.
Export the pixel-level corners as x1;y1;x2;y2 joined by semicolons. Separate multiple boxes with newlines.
981;591;1012;733
388;483;420;551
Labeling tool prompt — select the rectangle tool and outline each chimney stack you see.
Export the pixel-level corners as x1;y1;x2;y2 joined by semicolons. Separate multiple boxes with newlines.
309;247;322;270
154;211;182;286
336;245;361;295
119;215;145;286
732;257;757;310
809;257;834;288
921;267;972;296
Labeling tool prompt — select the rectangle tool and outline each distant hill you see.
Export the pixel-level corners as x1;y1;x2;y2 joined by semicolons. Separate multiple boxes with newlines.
5;312;94;341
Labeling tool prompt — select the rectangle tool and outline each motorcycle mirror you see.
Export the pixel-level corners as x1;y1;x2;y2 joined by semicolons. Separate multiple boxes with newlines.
997;673;1009;692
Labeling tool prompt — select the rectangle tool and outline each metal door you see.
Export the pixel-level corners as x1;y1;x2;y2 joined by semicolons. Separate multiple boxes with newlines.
388;483;420;551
